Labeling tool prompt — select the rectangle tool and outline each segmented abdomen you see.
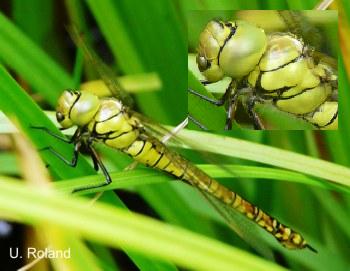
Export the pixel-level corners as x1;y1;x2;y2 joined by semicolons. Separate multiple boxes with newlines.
88;97;311;250
124;135;310;250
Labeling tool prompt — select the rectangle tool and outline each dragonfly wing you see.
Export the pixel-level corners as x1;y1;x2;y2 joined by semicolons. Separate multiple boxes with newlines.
198;188;275;258
277;11;322;52
68;25;134;107
130;110;186;147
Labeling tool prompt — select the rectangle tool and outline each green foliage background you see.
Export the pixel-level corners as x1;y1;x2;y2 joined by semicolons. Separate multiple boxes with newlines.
0;0;349;270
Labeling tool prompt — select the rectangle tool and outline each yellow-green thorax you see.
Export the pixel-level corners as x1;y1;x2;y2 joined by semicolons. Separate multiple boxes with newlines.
248;33;334;115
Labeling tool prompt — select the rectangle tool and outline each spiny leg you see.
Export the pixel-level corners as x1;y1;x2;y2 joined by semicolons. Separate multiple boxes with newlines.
72;144;112;193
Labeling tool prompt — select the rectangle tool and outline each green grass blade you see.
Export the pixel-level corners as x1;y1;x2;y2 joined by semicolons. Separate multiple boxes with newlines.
176;129;350;188
85;0;144;73
0;12;74;106
54;166;349;195
0;177;287;271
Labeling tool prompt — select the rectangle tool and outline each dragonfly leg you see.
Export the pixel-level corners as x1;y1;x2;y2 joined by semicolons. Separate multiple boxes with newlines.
225;81;239;130
189;78;235;106
30;126;75;143
188;88;227;106
40;141;81;167
72;145;112;193
225;97;236;130
247;96;265;130
188;114;209;131
188;80;234;130
90;149;100;171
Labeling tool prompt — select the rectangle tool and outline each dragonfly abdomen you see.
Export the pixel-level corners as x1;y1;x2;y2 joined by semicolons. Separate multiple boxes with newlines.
176;162;310;250
85;98;311;250
203;175;309;249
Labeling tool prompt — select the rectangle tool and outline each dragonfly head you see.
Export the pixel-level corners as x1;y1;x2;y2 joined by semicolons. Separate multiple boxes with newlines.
56;90;100;128
197;20;267;81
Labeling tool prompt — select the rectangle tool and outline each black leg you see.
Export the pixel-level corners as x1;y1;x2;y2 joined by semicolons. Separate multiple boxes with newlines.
188;114;209;131
72;144;112;193
224;82;239;130
189;79;234;106
305;244;318;253
30;126;80;144
247;97;265;130
40;141;81;167
188;88;226;106
90;150;100;171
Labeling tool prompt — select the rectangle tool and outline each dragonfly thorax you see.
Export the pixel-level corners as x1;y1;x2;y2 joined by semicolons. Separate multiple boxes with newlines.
56;90;100;128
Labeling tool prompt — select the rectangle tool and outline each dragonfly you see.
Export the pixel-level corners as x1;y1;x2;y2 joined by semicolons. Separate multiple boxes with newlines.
188;8;338;130
32;26;316;253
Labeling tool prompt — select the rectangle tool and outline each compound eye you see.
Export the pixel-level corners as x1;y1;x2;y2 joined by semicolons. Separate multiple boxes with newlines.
196;55;210;72
56;112;64;122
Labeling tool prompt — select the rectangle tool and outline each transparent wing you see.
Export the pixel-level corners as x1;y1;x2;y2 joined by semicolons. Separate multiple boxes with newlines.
199;189;275;257
278;10;337;65
278;11;323;51
312;51;338;72
68;25;134;107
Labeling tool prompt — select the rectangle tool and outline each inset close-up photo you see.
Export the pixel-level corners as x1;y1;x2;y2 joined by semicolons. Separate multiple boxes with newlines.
188;10;338;130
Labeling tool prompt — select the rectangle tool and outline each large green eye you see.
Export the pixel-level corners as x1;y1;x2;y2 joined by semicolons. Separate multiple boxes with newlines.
196;54;210;72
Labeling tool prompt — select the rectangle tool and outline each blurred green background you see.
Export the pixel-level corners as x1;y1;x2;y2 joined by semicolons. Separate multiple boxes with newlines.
0;0;349;270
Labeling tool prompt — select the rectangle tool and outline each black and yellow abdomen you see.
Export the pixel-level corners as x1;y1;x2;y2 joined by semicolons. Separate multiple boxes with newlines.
122;131;311;250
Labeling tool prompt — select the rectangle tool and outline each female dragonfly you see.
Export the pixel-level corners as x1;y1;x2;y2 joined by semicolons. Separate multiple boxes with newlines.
33;26;316;253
